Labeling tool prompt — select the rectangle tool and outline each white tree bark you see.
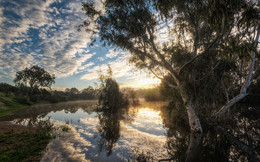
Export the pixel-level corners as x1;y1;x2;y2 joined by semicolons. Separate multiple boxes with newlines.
185;102;203;162
214;26;259;119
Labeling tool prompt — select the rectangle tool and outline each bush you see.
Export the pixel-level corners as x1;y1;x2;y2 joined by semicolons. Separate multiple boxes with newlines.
14;95;32;105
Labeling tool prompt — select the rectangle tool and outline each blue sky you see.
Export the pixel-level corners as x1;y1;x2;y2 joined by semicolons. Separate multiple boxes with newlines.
0;0;163;90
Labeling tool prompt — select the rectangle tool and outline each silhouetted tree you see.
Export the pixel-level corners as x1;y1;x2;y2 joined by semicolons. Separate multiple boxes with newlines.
13;65;55;90
0;83;17;96
98;66;128;111
81;86;97;100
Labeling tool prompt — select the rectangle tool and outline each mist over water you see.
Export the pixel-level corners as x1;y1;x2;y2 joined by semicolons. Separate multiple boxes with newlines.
0;100;258;161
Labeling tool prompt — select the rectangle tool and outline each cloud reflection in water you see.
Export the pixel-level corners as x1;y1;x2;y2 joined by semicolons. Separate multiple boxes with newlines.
41;102;168;161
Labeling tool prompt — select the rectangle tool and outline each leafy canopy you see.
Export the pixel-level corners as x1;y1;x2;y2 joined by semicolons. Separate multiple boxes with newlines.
81;0;259;119
81;0;259;100
14;65;55;89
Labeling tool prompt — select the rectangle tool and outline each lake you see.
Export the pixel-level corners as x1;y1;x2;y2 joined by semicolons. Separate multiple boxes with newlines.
0;100;171;161
0;100;258;161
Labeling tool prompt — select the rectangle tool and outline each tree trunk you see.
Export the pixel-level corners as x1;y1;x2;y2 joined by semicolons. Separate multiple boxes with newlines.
185;102;203;162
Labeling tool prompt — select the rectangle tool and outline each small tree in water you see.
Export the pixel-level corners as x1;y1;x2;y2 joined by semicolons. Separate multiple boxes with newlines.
98;66;129;111
97;66;131;155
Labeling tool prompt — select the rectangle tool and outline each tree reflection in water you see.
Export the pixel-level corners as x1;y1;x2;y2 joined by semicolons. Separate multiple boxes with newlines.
96;104;133;156
97;110;121;156
160;101;260;161
1;99;258;161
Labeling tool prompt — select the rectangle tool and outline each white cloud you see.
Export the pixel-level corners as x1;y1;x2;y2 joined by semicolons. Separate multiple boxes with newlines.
80;49;161;88
80;53;132;81
78;62;94;71
97;57;105;61
105;49;122;58
0;0;95;79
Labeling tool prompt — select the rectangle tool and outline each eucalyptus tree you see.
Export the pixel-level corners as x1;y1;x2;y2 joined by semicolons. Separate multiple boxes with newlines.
14;65;55;90
80;0;259;161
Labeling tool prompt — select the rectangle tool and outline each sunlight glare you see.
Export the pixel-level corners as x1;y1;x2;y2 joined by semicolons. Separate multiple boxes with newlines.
123;77;161;89
138;108;161;119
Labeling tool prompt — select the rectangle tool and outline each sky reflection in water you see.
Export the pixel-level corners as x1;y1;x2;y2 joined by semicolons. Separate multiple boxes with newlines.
40;101;168;162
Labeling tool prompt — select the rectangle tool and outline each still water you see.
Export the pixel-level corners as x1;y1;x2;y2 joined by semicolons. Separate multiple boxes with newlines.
0;100;171;161
1;100;258;161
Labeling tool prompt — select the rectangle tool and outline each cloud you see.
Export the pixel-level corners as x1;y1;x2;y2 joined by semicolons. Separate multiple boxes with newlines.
41;122;91;162
78;62;94;71
105;49;122;58
0;0;161;89
80;53;133;81
80;50;161;88
0;0;95;79
97;57;105;61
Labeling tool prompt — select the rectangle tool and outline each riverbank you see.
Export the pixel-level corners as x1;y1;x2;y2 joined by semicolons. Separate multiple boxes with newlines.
0;94;28;117
0;121;55;161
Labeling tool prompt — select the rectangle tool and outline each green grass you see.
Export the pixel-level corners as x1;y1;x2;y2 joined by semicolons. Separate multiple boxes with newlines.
0;129;55;161
0;93;28;117
61;125;71;132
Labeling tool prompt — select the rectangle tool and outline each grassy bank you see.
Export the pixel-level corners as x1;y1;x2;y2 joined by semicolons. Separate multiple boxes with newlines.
0;120;55;161
0;93;28;117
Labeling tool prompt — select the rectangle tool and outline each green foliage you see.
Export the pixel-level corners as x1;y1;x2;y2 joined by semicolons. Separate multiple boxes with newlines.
64;87;98;101
14;95;32;105
0;82;99;117
13;65;55;89
80;0;259;113
0;93;28;117
60;125;70;132
98;78;127;111
98;66;129;111
0;83;18;97
120;88;140;106
0;119;55;161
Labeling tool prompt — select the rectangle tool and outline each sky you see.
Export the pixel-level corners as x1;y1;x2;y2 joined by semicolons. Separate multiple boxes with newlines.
0;0;162;90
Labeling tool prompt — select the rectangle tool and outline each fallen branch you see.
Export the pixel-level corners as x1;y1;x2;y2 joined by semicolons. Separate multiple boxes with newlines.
217;126;260;162
214;50;255;119
214;26;259;119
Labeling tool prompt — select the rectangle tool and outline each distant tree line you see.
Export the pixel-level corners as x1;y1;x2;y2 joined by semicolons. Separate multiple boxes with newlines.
0;82;99;105
0;65;99;105
135;87;166;101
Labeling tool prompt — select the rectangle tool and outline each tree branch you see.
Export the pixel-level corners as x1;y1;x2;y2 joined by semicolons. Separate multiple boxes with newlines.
147;27;180;85
217;126;260;161
178;34;222;75
194;60;221;82
131;48;164;68
149;68;178;89
221;79;230;101
214;51;255;119
252;67;260;80
214;26;259;119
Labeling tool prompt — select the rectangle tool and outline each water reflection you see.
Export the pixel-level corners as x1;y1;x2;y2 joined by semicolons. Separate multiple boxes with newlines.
97;110;121;156
0;100;97;122
1;100;257;161
95;100;167;158
0;100;179;161
160;102;260;162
